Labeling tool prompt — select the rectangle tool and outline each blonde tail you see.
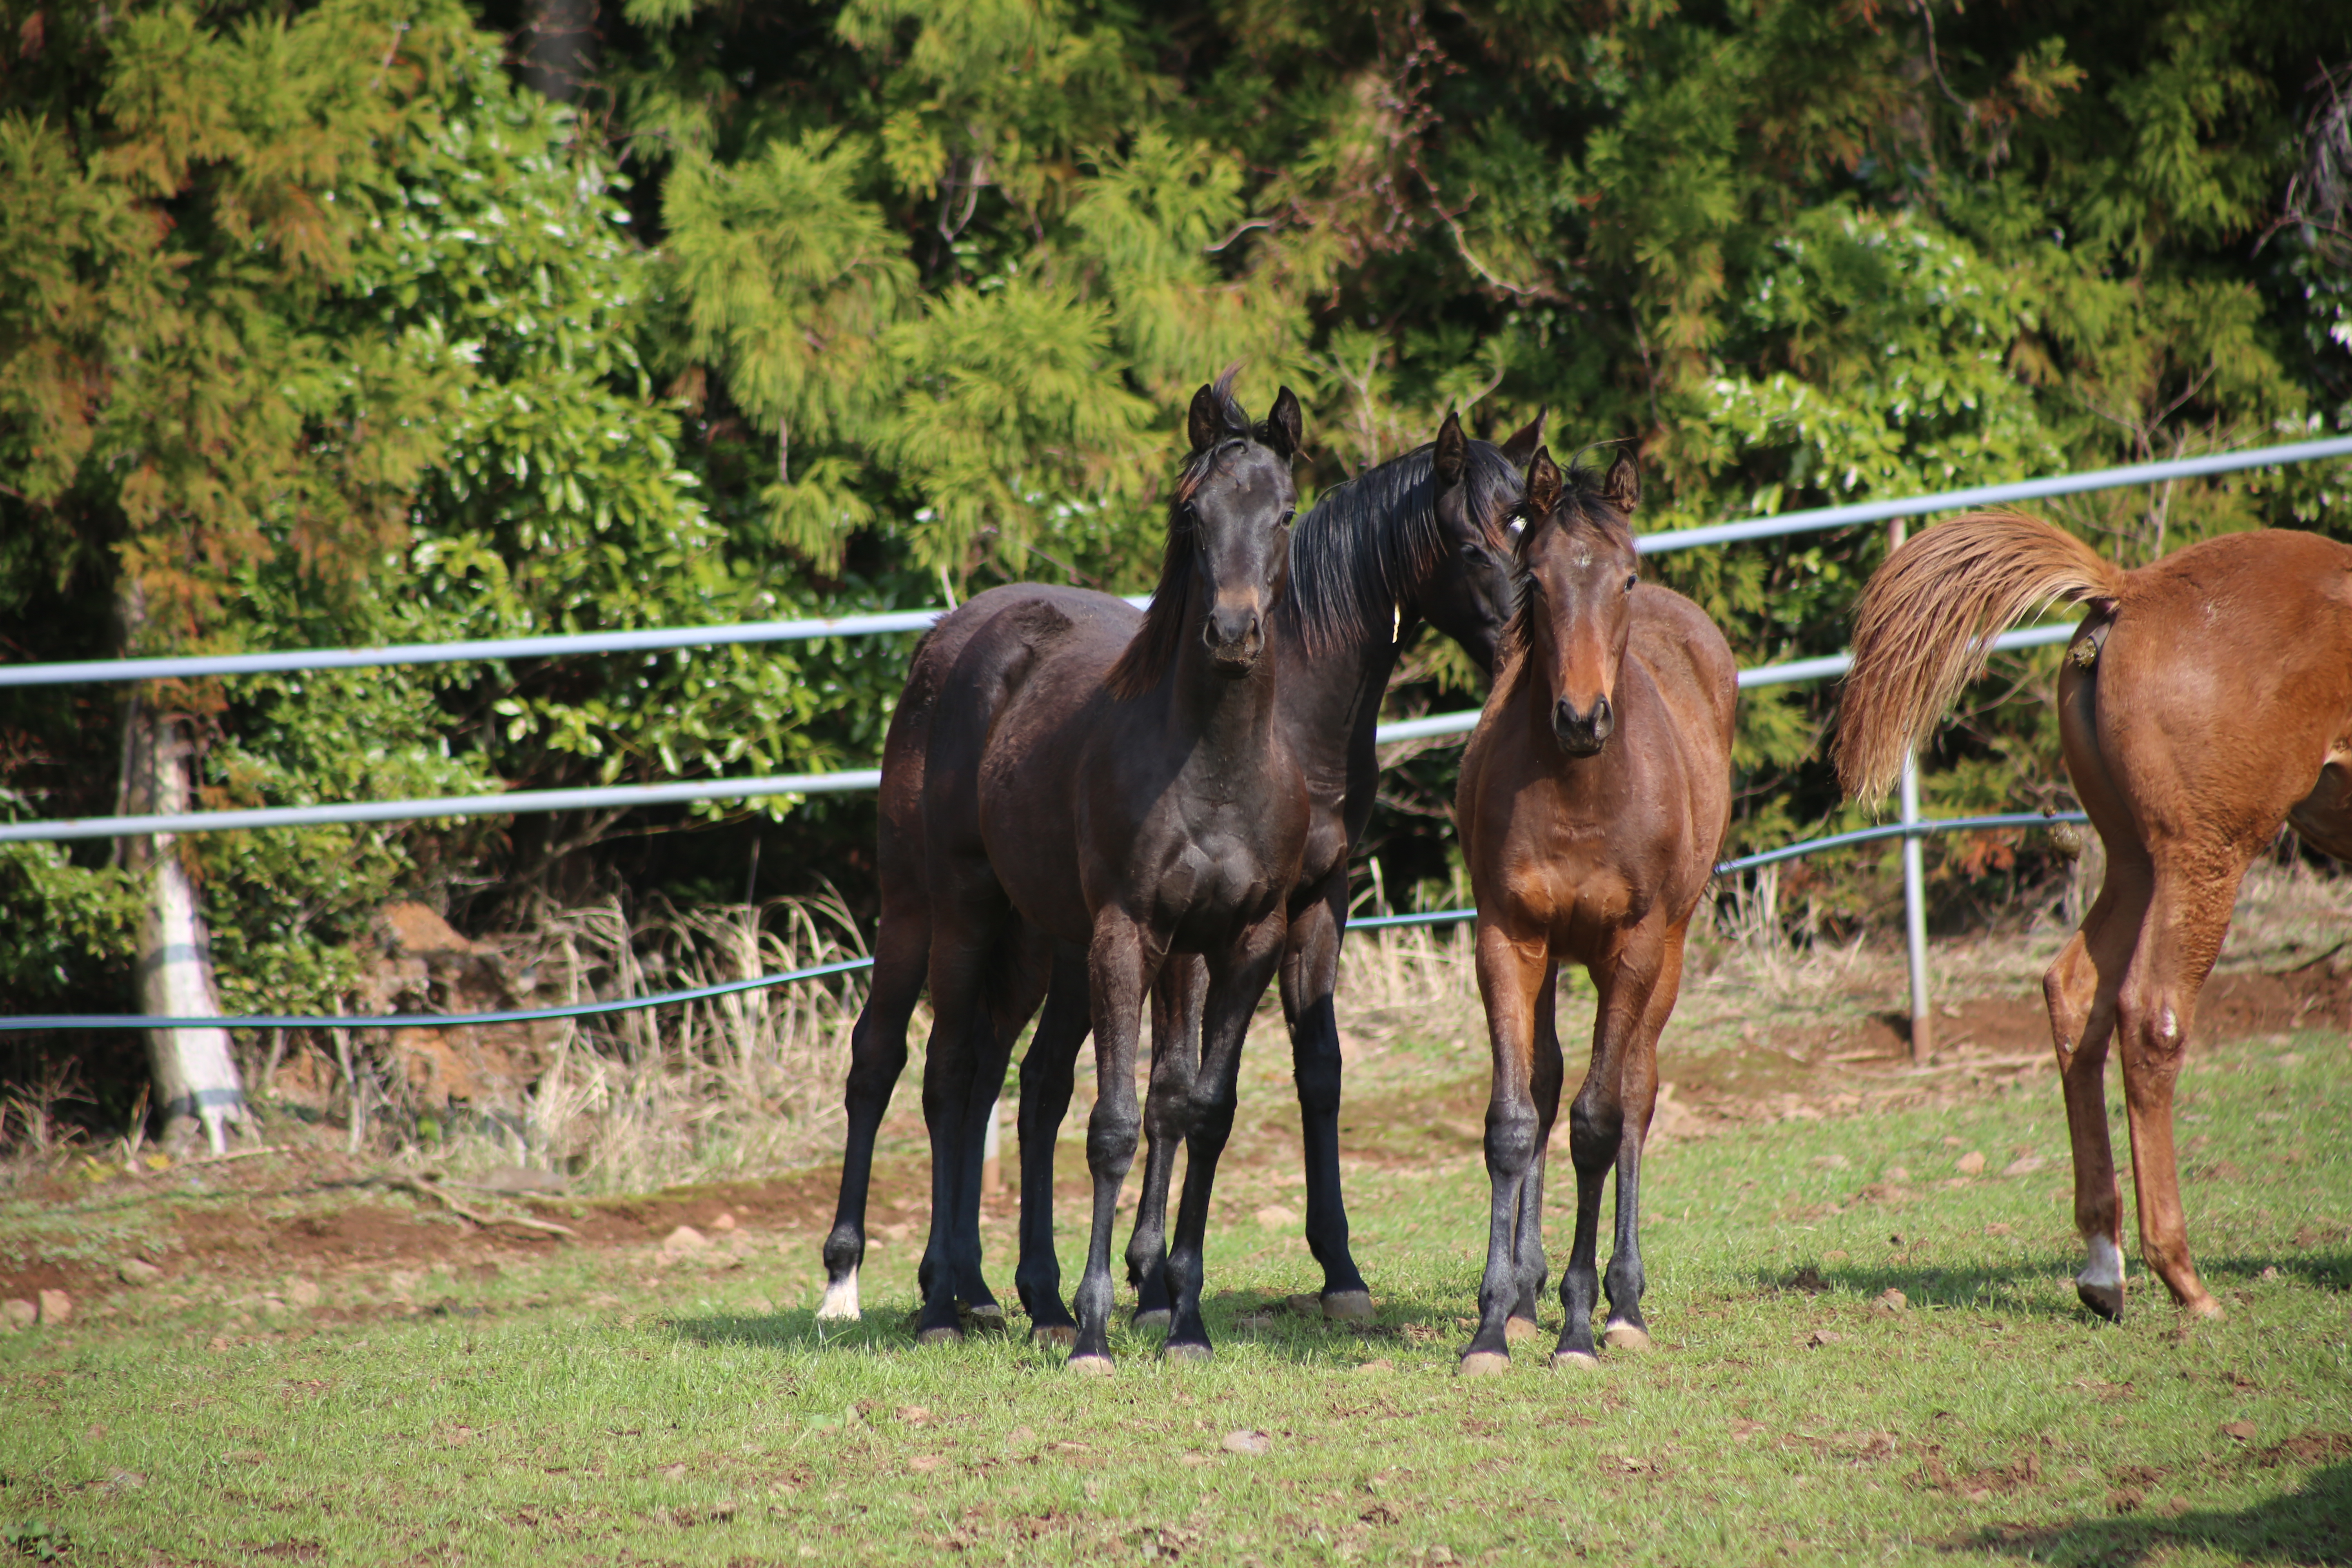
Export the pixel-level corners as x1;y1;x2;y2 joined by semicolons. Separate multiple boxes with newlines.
1833;510;2125;800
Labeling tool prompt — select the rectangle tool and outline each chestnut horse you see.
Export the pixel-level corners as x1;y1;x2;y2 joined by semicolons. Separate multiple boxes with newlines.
1835;512;2352;1320
818;406;1532;1342
1453;448;1735;1372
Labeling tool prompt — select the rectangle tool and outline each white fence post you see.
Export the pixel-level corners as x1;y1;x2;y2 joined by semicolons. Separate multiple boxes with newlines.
1888;516;1933;1063
1899;750;1933;1063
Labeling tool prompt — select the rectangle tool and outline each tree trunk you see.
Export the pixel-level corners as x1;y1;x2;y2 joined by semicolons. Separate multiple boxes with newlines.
116;650;247;1156
521;0;597;104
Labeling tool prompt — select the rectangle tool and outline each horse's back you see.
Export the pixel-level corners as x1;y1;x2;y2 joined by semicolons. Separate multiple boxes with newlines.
2088;530;2352;849
917;588;1138;902
1628;584;1737;748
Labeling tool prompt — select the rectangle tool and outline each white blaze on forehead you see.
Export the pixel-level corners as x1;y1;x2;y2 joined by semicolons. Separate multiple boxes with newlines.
2078;1233;2125;1291
1572;550;1593;569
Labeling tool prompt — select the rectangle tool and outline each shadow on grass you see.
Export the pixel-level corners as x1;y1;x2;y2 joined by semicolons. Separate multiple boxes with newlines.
1955;1461;2350;1566
665;1295;1465;1364
1768;1247;2352;1318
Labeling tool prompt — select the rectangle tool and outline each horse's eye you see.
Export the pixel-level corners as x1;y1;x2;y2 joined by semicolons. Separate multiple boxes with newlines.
1624;574;1638;592
1279;509;1296;528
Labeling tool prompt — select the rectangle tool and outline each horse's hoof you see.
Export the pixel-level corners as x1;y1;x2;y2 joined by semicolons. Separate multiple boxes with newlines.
1603;1323;1652;1352
1552;1349;1601;1371
1132;1308;1173;1332
1505;1316;1539;1343
1161;1341;1214;1364
962;1304;1008;1334
814;1276;861;1322
915;1323;964;1347
1457;1351;1511;1377
1067;1353;1116;1377
1323;1290;1375;1323
2184;1294;2225;1321
2076;1280;2124;1322
1031;1323;1079;1350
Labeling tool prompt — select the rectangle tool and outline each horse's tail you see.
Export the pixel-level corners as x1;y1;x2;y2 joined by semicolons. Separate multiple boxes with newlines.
1834;510;2126;801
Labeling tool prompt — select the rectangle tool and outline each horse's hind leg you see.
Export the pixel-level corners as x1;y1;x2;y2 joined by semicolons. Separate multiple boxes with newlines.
1462;924;1549;1374
2111;856;2242;1318
819;900;928;1321
942;924;1051;1331
912;892;1020;1345
1507;965;1564;1341
2047;655;2152;1320
1014;942;1090;1346
2044;856;2149;1320
1129;957;1204;1331
1278;884;1374;1319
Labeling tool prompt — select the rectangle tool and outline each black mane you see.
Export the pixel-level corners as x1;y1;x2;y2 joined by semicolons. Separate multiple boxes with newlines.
1288;439;1520;654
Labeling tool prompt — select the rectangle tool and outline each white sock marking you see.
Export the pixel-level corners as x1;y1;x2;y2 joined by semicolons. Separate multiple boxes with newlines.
815;1268;862;1321
2078;1234;2125;1292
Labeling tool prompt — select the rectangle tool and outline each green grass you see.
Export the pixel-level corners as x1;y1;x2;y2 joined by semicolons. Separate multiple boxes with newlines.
3;1034;2348;1566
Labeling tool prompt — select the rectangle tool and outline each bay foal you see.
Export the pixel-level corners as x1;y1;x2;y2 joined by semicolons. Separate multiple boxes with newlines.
1836;513;2352;1319
1454;448;1734;1372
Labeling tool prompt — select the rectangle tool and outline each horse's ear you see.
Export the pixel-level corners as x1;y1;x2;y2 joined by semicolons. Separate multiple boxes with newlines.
1603;448;1641;514
1187;383;1225;454
1263;385;1303;459
1433;409;1467;481
1524;446;1563;519
1498;411;1545;468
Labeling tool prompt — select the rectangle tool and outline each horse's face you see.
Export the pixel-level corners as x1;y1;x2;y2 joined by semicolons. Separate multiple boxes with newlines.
1517;447;1642;758
1416;411;1522;677
1188;385;1301;678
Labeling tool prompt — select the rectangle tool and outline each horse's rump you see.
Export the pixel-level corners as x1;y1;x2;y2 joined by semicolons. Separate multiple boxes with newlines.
1836;510;2126;800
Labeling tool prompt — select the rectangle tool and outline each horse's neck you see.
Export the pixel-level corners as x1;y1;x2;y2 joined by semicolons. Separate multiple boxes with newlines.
1167;627;1289;773
1273;609;1396;767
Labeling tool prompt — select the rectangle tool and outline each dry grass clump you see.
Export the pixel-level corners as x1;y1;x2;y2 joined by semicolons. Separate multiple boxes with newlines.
423;895;874;1193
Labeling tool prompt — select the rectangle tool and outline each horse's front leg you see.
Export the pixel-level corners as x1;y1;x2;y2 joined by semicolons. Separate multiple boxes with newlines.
1594;920;1687;1352
1508;964;1564;1342
1278;878;1374;1319
1129;957;1204;1331
1068;911;1157;1373
1462;920;1550;1375
1014;942;1091;1346
1162;915;1288;1360
1555;922;1668;1367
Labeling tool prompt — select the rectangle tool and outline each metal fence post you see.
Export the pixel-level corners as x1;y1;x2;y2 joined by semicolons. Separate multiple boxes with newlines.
1899;751;1933;1062
1889;515;1933;1063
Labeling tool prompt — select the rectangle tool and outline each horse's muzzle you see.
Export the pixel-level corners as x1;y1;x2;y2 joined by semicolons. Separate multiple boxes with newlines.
1552;694;1613;756
1205;603;1264;677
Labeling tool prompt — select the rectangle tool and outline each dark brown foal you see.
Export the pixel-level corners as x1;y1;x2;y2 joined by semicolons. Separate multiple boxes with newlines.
1453;448;1735;1372
1838;513;2352;1319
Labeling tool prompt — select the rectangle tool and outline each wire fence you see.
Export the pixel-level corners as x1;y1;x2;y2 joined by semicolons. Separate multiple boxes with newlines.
1;432;2341;1035
0;815;2087;1032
